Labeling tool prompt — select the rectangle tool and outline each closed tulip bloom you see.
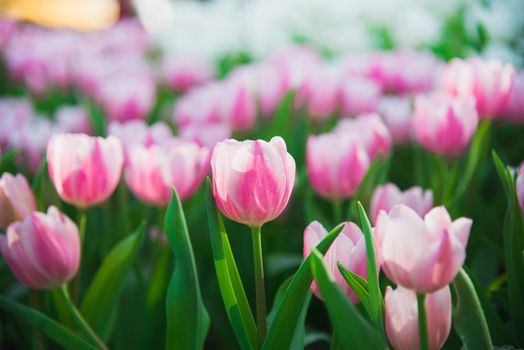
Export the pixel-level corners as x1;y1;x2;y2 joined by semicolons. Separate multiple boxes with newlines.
385;285;452;350
125;139;210;205
307;132;370;200
413;93;478;156
376;205;471;293
178;122;231;149
335;114;392;159
517;163;524;213
47;134;124;208
370;183;433;224
0;173;37;230
340;77;382;117
220;71;257;132
441;57;515;117
0;206;80;290
211;137;296;227
502;71;524;124
304;221;368;303
378;96;413;144
54;106;92;134
162;55;214;92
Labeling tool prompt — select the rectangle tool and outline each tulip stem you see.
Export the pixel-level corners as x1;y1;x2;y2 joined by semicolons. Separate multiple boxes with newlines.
332;200;343;223
417;292;429;350
59;285;109;350
251;226;266;349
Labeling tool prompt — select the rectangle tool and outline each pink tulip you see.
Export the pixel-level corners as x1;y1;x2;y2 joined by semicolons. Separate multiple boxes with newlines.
47;133;124;208
162;55;214;92
0;206;80;290
378;96;413;144
173;83;223;127
413;93;478;157
125;139;210;205
517;162;524;214
54;106;92;134
0;98;33;150
335;113;392;159
376;205;471;293
502;71;524;124
220;71;257;132
304;221;368;303
295;64;341;120
370;183;433;224
340;77;382;117
307;132;370;200
10;117;54;173
252;63;291;118
107;120;172;153
178;122;231;149
98;75;156;122
385;285;452;350
441;57;515;117
211;137;296;227
0;173;37;230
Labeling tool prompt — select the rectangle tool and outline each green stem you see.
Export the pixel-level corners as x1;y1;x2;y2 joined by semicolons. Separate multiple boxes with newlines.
332;200;343;224
72;210;87;303
251;226;267;349
29;290;45;350
417;293;429;350
58;286;109;350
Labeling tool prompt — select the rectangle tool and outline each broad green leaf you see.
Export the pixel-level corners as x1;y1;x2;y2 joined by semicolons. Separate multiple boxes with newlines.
263;223;345;350
310;250;387;350
264;91;295;140
0;295;97;350
81;222;146;340
357;202;384;335
337;262;371;316
452;268;493;350
492;151;511;196
0;148;16;173
165;188;209;350
85;100;106;136
206;179;256;350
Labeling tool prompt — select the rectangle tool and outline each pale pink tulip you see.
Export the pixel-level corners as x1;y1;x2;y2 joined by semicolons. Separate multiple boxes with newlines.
253;63;291;118
413;93;478;156
0;173;37;230
162;55;214;92
173;83;223;127
211;137;296;227
107;120;172;154
502;71;524;124
335;113;392;159
340;77;382;117
0;98;33;150
378;96;413;144
307;132;370;200
376;205;471;293
220;71;257;132
125;139;210;205
441;57;515;118
385;285;452;350
47;133;124;208
304;221;368;303
54;106;91;134
0;206;80;290
370;183;433;224
178;122;231;149
10;117;54;173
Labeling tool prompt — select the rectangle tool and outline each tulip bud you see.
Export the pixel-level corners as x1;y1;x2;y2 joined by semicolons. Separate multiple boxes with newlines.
340;77;382;117
125;138;210;206
413;93;478;157
376;205;471;293
0;173;37;230
47;133;124;208
370;183;433;224
378;96;412;144
385;285;452;350
502;71;524;124
220;71;257;132
0;206;80;290
211;137;296;227
304;221;368;303
307;132;370;200
162;55;214;92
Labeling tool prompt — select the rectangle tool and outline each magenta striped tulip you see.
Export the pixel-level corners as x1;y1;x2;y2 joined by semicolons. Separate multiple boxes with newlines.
0;173;37;230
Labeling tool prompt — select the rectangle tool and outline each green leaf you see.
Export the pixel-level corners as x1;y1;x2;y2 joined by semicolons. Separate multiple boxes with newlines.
357;202;384;335
165;188;209;350
310;250;387;350
264;91;295;140
85;100;106;136
263;223;345;350
452;268;493;350
337;262;371;316
0;295;97;350
206;179;256;350
80;222;146;340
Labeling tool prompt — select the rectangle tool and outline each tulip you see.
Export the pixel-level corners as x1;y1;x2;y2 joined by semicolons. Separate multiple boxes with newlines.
412;93;478;157
340;77;382;117
54;105;92;134
173;82;223;127
0;173;37;230
378;96;413;144
220;71;257;132
307;132;370;200
385;285;452;350
502;71;524;124
125;139;210;205
47;133;124;208
211;137;295;227
0;206;80;290
10;117;54;173
376;205;471;293
517;162;524;214
178;122;231;149
441;57;515;117
253;63;291;118
162;55;214;92
370;183;433;224
335;113;392;159
107;120;172;154
304;221;367;303
0;98;33;151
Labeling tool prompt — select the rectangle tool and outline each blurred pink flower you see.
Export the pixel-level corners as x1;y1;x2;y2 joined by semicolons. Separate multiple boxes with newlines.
0;173;37;230
54;105;92;134
178;122;231;149
108;120;172;152
220;70;257;132
378;96;413;144
162;55;214;92
517;162;524;214
340;77;382;117
501;71;524;124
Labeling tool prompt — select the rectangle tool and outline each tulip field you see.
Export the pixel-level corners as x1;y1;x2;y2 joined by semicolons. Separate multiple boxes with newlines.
0;2;524;349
